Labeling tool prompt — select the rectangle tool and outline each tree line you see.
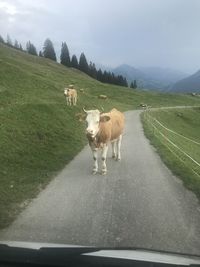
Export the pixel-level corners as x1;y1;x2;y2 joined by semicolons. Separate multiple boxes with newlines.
0;34;137;88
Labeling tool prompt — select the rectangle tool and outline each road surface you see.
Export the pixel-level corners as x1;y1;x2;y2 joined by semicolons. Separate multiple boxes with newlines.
0;110;200;255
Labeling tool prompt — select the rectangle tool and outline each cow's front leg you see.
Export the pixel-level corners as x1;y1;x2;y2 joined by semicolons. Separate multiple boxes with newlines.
116;135;122;161
101;144;108;175
111;141;116;159
92;148;98;174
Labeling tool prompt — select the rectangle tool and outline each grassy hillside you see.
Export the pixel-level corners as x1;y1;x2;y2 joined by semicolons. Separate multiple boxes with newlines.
142;108;200;199
0;43;200;229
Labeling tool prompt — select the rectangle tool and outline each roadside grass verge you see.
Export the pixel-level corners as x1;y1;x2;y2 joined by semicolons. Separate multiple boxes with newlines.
141;107;200;200
1;43;200;228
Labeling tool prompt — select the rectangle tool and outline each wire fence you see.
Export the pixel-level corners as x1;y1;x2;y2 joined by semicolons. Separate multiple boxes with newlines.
143;110;200;177
147;114;200;145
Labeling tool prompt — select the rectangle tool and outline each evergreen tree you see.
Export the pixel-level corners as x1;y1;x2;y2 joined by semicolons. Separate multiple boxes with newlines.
103;70;112;83
79;52;89;74
133;79;137;89
6;34;12;46
19;44;23;51
14;40;20;49
88;61;97;79
117;75;123;86
26;41;38;56
71;54;78;69
124;77;128;87
107;71;113;84
130;81;134;88
97;69;103;81
60;42;70;67
43;38;57;61
39;51;43;57
0;35;4;43
88;61;93;76
111;73;115;85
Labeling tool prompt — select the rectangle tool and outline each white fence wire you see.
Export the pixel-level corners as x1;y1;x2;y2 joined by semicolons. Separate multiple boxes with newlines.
148;114;200;145
143;111;200;176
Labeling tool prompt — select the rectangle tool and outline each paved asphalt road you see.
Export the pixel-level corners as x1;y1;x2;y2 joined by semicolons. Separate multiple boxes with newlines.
0;110;200;255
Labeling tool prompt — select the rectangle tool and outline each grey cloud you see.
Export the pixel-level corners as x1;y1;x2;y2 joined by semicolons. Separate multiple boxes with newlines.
1;0;200;73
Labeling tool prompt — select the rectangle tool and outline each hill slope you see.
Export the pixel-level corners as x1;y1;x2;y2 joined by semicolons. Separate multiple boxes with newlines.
0;43;200;228
171;70;200;93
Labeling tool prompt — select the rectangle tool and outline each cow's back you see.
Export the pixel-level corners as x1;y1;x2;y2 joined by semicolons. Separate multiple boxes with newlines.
70;89;76;96
98;109;124;142
109;108;124;140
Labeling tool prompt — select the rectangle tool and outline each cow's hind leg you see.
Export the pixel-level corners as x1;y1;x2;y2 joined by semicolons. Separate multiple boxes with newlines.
101;144;108;175
116;134;122;161
74;96;77;106
69;98;72;106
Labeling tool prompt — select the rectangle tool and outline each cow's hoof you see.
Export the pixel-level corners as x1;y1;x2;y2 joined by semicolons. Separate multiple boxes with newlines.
112;155;116;159
92;170;98;175
101;170;107;175
116;158;121;161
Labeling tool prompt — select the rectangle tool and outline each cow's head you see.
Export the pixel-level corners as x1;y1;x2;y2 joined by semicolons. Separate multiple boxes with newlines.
83;108;110;138
64;88;70;96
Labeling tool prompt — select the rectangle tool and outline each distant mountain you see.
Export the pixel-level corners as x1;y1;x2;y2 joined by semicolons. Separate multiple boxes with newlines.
170;70;200;93
112;64;188;91
113;64;146;80
113;65;157;90
140;67;188;85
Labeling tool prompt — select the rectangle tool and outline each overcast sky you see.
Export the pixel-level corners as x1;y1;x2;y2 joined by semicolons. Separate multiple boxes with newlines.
0;0;200;74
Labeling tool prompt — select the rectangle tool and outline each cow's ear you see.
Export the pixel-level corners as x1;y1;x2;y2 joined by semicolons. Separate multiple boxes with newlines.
100;115;110;122
75;113;86;122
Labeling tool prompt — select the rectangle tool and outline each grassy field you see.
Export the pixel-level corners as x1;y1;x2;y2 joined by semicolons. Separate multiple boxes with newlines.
1;43;200;228
141;107;200;200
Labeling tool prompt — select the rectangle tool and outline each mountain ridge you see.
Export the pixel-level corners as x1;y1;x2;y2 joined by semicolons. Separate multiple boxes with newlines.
101;64;189;91
170;69;200;93
113;64;188;91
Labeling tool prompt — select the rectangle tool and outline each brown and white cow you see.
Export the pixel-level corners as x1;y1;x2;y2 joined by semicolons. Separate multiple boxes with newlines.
64;88;77;106
83;108;125;174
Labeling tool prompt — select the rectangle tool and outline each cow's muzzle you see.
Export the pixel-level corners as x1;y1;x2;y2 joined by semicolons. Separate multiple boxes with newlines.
86;132;96;140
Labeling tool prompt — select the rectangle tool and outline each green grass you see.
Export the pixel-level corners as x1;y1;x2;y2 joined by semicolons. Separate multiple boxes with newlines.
141;107;200;200
0;43;200;228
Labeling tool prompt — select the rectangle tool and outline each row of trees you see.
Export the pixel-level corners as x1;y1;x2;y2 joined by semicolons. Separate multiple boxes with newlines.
0;34;137;88
0;34;23;51
41;39;129;87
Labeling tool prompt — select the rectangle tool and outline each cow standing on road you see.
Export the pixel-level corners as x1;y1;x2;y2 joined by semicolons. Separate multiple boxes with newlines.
83;108;125;174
